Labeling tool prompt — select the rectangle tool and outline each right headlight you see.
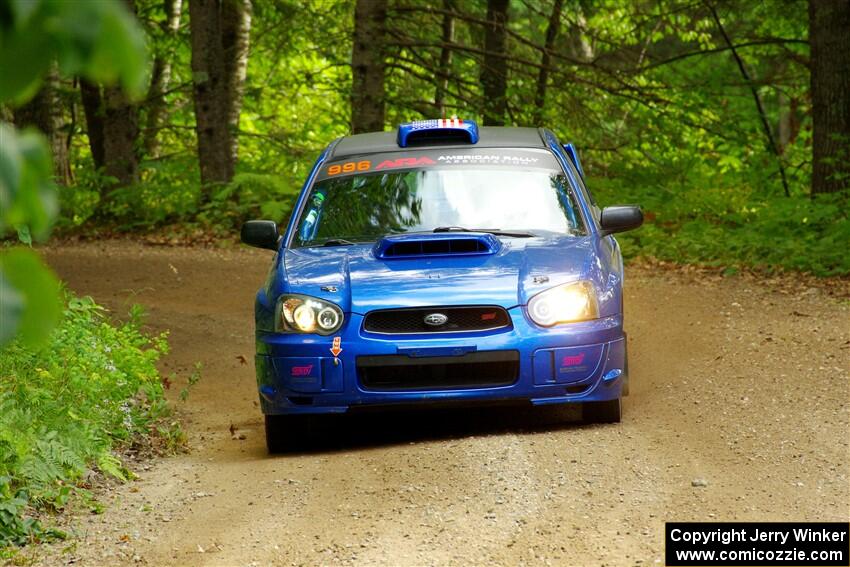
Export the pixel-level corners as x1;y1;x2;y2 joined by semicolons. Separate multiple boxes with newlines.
527;281;599;327
275;294;344;335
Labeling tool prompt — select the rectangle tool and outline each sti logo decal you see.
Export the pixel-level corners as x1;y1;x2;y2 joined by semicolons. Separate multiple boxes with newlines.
375;157;435;170
561;353;585;367
290;365;314;377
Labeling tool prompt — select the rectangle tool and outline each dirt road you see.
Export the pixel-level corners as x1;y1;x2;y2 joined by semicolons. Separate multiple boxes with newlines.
36;241;849;566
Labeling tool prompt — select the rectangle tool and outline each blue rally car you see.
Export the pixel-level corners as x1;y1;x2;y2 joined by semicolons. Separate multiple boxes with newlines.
241;119;643;452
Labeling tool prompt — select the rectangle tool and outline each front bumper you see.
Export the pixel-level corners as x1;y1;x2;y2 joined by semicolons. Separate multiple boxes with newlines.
255;307;626;415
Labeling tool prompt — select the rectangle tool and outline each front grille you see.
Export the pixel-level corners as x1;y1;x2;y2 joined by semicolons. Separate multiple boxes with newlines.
357;351;519;391
363;306;511;334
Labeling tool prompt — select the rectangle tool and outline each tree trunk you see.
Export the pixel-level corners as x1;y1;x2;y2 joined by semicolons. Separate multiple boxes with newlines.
189;0;235;194
351;0;387;134
80;80;105;171
221;0;252;164
78;0;139;192
434;0;455;116
809;0;850;195
533;0;563;126
81;81;138;189
14;64;72;185
481;0;509;126
101;0;140;189
143;0;183;158
102;84;139;187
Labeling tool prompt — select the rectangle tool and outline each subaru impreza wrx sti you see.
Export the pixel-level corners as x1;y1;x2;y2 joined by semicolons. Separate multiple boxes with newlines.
241;119;643;452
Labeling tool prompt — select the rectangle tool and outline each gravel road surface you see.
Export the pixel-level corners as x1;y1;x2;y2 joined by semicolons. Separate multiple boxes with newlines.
32;241;849;566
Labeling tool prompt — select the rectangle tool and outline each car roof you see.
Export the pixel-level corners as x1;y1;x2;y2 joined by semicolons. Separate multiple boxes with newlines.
329;126;549;159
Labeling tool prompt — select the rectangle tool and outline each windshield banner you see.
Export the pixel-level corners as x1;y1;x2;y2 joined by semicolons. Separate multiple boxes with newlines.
317;149;559;181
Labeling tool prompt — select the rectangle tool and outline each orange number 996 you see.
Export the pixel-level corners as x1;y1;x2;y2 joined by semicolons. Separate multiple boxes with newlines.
327;160;370;176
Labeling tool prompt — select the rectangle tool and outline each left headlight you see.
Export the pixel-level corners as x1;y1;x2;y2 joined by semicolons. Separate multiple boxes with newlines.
275;294;344;335
527;281;599;327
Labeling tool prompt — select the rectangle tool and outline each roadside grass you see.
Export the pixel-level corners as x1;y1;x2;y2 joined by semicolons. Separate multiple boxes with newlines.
58;170;302;237
0;295;183;557
594;181;850;277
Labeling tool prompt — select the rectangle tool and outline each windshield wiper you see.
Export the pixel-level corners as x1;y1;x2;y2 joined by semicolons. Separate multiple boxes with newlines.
432;226;536;238
321;238;356;247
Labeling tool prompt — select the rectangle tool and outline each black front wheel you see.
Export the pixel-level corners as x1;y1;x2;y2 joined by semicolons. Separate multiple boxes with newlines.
622;332;630;396
265;414;290;453
265;414;316;453
581;398;622;423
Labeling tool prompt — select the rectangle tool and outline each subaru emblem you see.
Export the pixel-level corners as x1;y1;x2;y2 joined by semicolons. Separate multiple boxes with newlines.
424;313;448;326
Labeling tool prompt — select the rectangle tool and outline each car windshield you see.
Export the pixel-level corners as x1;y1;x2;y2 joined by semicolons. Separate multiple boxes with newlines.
292;149;587;247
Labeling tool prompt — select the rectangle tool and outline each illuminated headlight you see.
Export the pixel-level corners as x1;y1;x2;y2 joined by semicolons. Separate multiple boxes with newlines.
276;294;343;335
527;281;599;327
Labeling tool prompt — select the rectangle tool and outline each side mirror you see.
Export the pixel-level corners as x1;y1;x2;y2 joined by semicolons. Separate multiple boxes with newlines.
241;220;280;250
599;205;643;236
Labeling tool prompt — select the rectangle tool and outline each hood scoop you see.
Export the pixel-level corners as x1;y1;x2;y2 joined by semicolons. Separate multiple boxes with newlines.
374;232;502;259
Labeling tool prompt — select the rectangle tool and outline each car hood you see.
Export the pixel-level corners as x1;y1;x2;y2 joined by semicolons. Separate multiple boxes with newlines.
281;234;598;314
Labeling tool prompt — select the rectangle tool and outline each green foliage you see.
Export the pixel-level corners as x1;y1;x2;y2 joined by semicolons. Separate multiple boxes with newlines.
56;159;201;230
179;362;203;402
100;157;202;228
0;124;61;346
37;0;845;277
0;124;57;240
0;0;148;102
59;168;303;234
0;248;60;346
595;180;850;276
0;294;175;548
199;173;302;230
1;0;149;347
54;168;102;229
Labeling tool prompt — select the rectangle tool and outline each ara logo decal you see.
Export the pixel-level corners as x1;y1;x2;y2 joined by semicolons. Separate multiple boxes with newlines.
480;312;497;321
561;353;585;367
291;365;314;377
375;157;436;170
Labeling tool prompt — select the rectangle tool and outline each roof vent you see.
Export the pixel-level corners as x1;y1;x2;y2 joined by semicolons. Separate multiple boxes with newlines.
374;232;501;259
397;118;479;147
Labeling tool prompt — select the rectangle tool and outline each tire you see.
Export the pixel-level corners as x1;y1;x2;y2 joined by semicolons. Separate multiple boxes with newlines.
264;414;309;453
622;343;630;397
622;332;630;397
582;397;622;424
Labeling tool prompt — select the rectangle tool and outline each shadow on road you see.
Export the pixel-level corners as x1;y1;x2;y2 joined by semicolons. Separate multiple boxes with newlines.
260;403;598;457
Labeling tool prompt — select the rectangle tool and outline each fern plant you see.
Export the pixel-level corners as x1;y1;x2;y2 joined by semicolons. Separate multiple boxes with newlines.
0;294;177;549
